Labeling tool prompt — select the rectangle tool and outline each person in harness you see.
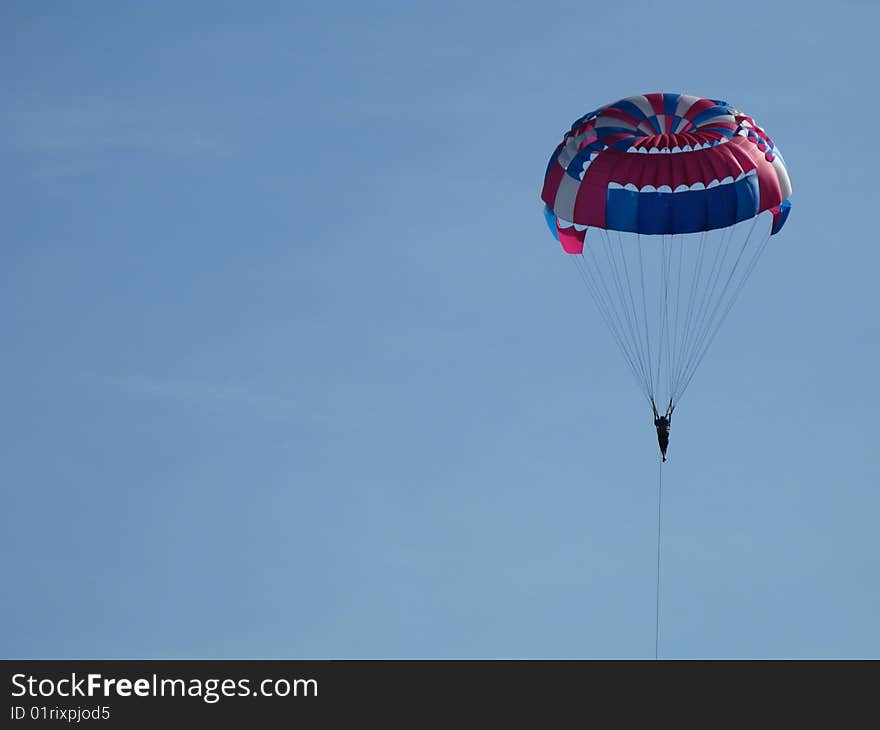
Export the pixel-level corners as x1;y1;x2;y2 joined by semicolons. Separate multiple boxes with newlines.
652;401;674;462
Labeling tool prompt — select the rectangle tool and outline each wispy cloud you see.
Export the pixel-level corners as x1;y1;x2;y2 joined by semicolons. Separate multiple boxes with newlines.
95;373;291;415
4;96;236;161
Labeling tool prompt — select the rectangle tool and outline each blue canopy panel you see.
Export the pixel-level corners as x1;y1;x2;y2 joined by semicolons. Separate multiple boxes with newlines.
605;174;760;235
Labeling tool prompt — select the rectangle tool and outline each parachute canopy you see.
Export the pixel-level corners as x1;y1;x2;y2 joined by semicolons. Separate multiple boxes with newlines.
541;93;792;405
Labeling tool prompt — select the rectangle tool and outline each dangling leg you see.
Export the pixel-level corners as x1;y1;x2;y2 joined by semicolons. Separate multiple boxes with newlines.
658;429;669;462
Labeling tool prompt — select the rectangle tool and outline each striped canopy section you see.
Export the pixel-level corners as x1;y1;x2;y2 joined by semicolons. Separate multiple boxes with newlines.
541;93;792;254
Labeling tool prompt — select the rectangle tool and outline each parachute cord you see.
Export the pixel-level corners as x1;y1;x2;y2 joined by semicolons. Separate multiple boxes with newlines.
572;252;652;404
655;458;663;660
636;233;655;400
675;224;771;402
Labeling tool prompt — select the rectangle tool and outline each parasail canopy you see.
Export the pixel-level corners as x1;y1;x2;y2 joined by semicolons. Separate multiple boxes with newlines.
540;93;792;406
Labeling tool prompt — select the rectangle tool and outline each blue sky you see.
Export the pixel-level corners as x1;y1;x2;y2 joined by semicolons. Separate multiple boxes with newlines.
3;0;878;658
